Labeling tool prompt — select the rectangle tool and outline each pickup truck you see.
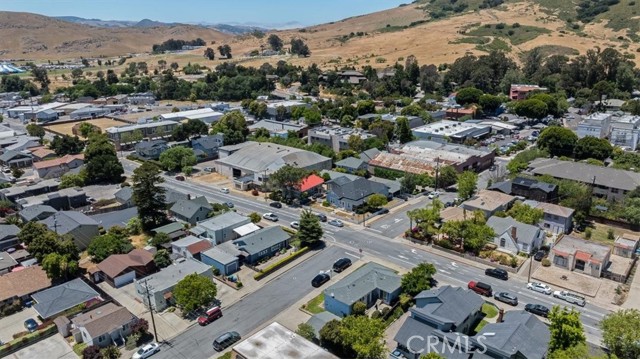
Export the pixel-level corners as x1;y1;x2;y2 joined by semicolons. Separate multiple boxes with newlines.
552;290;586;307
468;281;493;297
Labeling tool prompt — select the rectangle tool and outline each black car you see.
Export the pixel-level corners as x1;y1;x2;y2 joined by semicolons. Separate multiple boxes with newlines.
315;213;327;222
212;331;241;351
494;292;518;306
534;250;547;261
332;258;352;273
485;268;509;280
375;208;390;215
269;202;282;208
525;303;550;317
311;273;330;287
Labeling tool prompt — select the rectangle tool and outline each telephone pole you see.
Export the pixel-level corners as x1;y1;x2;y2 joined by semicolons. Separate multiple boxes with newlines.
141;279;159;343
434;157;440;192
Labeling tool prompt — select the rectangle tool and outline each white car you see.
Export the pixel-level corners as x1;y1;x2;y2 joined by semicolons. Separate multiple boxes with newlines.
290;221;300;229
220;188;230;194
527;282;552;295
263;213;279;222
553;290;586;307
428;191;440;199
132;342;160;359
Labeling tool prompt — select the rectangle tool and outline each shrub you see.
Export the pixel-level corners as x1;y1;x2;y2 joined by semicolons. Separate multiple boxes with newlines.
381;307;391;317
236;281;243;289
541;258;551;267
253;247;310;280
585;228;592;239
251;189;259;196
371;310;382;319
352;301;367;316
322;200;330;207
499;255;510;266
399;293;413;311
607;228;615;240
496;23;506;29
212;268;221;276
510;256;518;268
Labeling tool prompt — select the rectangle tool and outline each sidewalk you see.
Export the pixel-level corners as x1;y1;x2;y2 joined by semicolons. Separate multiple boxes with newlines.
623;267;640;310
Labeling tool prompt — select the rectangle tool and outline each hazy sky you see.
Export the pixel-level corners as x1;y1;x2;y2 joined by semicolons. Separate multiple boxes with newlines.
2;0;408;27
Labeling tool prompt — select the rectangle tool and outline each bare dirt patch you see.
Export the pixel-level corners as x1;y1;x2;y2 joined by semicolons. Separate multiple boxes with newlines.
44;117;127;137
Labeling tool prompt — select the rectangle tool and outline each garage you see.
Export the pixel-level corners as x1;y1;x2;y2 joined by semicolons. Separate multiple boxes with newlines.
113;270;136;288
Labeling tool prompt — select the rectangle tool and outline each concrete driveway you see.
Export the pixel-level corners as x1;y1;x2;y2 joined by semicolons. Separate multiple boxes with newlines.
0;307;40;344
8;334;77;359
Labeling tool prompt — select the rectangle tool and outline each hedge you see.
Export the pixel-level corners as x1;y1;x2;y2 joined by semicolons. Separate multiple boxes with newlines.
0;324;57;357
254;247;310;280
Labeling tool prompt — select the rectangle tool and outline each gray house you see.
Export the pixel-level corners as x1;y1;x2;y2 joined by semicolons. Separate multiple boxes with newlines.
335;157;367;174
0;224;20;251
18;204;57;222
40;211;100;250
191;135;224;161
171;235;212;261
523;200;575;234
0;150;33;168
201;246;240;275
190;211;252;245
114;187;134;208
486;216;545;256
70;303;137;348
326;176;388;211
170;196;212;225
232;226;290;265
135;140;168;160
324;262;401;317
32;278;101;319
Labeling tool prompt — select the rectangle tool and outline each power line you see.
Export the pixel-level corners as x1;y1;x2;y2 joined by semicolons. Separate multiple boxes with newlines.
140;278;159;343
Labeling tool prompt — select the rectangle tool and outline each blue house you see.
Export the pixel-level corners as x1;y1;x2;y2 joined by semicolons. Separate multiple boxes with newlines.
324;262;401;317
201;244;240;275
232;226;290;264
191;134;224;161
135;140;168;160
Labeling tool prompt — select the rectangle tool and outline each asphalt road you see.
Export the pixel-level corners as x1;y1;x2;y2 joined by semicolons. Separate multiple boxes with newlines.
154;245;360;359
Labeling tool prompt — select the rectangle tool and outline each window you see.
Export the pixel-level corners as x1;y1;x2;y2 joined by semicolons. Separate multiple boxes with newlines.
500;238;506;247
611;188;619;194
522;244;528;251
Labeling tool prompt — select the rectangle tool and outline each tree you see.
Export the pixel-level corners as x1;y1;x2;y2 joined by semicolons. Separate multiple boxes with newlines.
547;343;608;359
574;136;613;160
210;111;249;145
437;165;458;188
159;147;197;173
479;94;503;114
352;301;367;316
303;106;322;125
514;99;548;119
455;87;483;106
11;167;24;179
298;210;323;248
30;66;51;91
457;171;478;200
28;231;62;262
367;194;388;209
157;59;167;70
401;262;437;297
170;62;179;71
356;100;376;116
153;249;172;268
347;135;365;152
84;133;124;184
320;320;352;357
291;38;311;57
71;68;83;79
401;173;421;194
126;217;142;235
132;162;167;231
269;165;309;200
395;116;413;144
87;229;134;263
42;252;79;281
82;345;102;359
18;221;49;246
537;127;578;157
218;44;232;58
26;124;45;139
267;34;284;52
340;315;387;359
100;345;121;359
249;212;261;223
420;354;445;359
296;323;317;343
600;309;640;359
173;273;217;312
149;232;171;248
548;306;586;352
50;135;84;155
79;122;100;138
252;127;271;139
507;202;544;225
203;47;215;60
0;199;14;217
59;173;85;189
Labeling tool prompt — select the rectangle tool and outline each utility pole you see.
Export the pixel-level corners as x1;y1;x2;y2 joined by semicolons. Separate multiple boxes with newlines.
434;157;440;192
527;255;533;283
141;279;159;343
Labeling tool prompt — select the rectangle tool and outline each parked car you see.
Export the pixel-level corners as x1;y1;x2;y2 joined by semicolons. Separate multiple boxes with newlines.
375;208;390;215
485;268;509;280
533;250;547;261
328;219;344;227
428;191;440;199
224;202;234;208
269;201;282;209
132;342;160;359
220;188;230;194
489;165;497;171
290;221;300;230
553;290;586;307
197;306;222;326
468;281;492;297
175;175;185;181
494;292;519;306
524;303;550;318
24;318;37;332
212;331;241;352
203;167;214;172
262;213;279;222
527;282;552;295
315;213;327;222
312;273;330;287
332;258;352;273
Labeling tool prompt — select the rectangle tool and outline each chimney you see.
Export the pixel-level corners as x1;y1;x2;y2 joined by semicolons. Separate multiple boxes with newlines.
511;226;517;242
497;309;504;323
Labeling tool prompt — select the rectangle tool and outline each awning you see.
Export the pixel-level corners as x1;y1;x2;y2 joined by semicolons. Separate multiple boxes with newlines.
233;223;261;237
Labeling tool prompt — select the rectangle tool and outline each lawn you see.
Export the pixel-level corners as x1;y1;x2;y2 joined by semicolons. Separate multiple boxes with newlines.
574;222;625;246
217;353;232;359
73;342;87;356
304;293;325;314
482;303;498;319
474;319;489;333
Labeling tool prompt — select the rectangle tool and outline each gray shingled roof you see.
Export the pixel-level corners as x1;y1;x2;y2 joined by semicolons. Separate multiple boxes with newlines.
528;158;640;191
114;187;133;203
306;311;341;337
19;204;58;222
215;141;330;173
40;211;98;235
512;176;557;193
201;246;238;265
0;251;18;271
412;286;484;327
488;180;512;194
192;135;222;150
170;196;211;219
232;226;290;256
135;139;167;150
360;148;380;162
327;176;387;201
0;224;19;240
393;316;439;354
335;157;365;169
32;278;100;319
0;150;31;162
324;262;401;306
161;188;189;205
486;216;541;246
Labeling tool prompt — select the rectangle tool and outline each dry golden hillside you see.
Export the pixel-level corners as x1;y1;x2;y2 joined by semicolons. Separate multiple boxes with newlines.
0;11;231;60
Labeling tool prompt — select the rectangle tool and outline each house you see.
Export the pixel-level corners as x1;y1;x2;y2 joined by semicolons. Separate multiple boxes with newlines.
393;285;484;359
551;235;611;277
200;246;239;276
189;212;252;244
171;235;212;260
411;120;491;143
70;303;137;348
461;190;516;218
248;120;308;138
170;196;212;225
489;177;558;203
95;249;156;288
614;233;640;258
326;176;389;211
231;322;339;359
298;174;325;196
162;188;189;206
191;134;224;161
33;154;84;179
0;266;51;309
509;84;547;100
439;206;468;223
359;148;380;164
335;157;367;174
0;251;18;274
32;278;101;319
5;136;41;152
135;140;168;160
0;150;33;168
29;146;57;161
105;120;179;149
40;211;100;250
152;222;187;241
307;126;375;152
128;92;156;105
0;178;60;202
527;158;640;201
232;226;290;265
487;216;545;255
114;187;134;208
471;310;550;359
0;224;19;250
522;200;574;234
135;257;212;311
16;187;87;211
324;262;401;317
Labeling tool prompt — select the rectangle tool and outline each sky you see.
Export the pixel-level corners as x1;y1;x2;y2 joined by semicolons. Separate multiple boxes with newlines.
2;0;408;27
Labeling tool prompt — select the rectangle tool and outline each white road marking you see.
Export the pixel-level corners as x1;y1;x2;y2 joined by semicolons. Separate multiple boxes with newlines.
368;228;383;233
345;252;360;259
325;230;334;235
388;255;414;266
450;262;458;267
394;218;403;223
380;224;390;229
440;270;451;274
398;255;410;260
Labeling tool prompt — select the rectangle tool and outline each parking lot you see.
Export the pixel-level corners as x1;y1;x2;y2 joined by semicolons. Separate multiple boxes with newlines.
0;307;40;344
8;334;77;359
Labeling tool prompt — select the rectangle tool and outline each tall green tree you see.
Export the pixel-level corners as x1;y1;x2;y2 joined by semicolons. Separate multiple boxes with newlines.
173;273;217;312
159;146;197;173
87;227;134;263
269;165;309;200
84;133;124;184
132;162;167;231
59;173;86;189
50;135;84;155
548;306;586;353
455;87;483;106
153;249;172;268
203;47;215;60
26;124;45;139
296;323;317;343
600;309;640;359
42;252;79;281
401;262;437;297
573;136;613;160
506;202;544;225
210;111;249;145
340;315;387;359
537;127;578;157
367;194;388;209
547;343;609;359
395;116;414;144
18;221;49;246
78;122;100;138
514;99;548;119
267;34;284;52
28;231;64;262
437;165;458;188
298;210;323;248
457;171;478;200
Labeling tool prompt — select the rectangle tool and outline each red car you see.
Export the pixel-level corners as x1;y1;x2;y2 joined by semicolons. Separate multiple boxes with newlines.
197;306;222;326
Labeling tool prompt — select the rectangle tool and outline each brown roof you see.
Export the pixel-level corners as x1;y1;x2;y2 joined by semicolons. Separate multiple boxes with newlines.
33;154;84;170
463;190;515;212
97;249;154;279
30;147;55;159
531;202;574;218
0;266;52;301
72;303;136;338
440;207;468;223
187;240;212;255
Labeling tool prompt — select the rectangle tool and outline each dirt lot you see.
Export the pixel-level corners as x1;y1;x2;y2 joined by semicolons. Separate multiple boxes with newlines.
44;118;127;137
192;172;230;185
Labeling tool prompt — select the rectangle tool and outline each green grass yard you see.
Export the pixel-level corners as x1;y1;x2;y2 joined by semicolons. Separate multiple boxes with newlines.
304;293;325;314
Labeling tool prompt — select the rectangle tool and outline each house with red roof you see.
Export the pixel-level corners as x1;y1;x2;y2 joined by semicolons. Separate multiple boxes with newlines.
297;174;325;196
550;235;610;278
33;154;84;179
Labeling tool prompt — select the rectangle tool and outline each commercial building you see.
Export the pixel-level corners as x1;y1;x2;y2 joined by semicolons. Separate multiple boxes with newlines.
248;119;308;138
307;126;375;152
105;120;179;148
160;108;224;125
411;120;491;144
576;113;612;139
609;115;640;150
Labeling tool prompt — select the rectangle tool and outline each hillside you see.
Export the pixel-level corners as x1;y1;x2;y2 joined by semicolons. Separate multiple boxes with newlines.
0;12;231;60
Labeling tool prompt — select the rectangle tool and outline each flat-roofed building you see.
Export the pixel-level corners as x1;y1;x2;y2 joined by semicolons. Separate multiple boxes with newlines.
411;120;491;144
